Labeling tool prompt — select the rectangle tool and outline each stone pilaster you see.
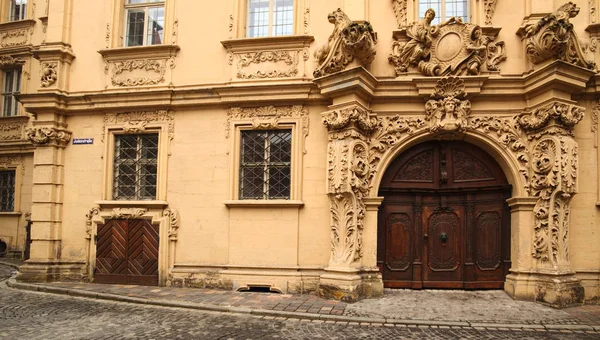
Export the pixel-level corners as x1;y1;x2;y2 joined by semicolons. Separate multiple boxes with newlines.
318;104;383;302
16;120;82;282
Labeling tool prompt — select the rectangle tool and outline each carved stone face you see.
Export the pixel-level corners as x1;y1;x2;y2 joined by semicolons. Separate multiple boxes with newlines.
425;9;435;23
444;100;456;115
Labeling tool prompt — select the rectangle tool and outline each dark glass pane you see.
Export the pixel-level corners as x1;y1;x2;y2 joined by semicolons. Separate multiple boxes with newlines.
0;170;15;211
241;131;266;164
269;131;291;163
240;166;265;199
126;10;145;46
268;166;290;198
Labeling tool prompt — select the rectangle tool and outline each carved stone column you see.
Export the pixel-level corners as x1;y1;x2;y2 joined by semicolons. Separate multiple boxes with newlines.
505;102;585;307
16;121;80;282
318;105;383;302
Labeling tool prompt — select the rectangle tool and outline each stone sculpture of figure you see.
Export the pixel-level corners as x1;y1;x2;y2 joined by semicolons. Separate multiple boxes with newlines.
425;77;471;133
389;8;459;74
465;26;489;75
314;8;377;77
523;2;595;70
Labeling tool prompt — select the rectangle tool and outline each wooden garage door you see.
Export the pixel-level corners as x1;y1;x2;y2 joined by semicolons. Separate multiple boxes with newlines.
95;219;159;286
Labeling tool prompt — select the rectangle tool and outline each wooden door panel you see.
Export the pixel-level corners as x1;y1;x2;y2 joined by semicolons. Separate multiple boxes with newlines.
474;211;502;271
385;212;412;271
127;219;159;286
95;220;128;284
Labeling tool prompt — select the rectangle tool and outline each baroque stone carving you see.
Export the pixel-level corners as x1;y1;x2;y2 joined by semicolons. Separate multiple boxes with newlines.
0;56;23;68
389;9;506;76
0;122;23;141
484;0;498;25
85;206;100;239
26;127;72;147
110;208;147;219
163;208;180;240
0;155;25;176
226;105;309;152
102;110;175;142
391;0;408;27
236;50;299;79
592;100;599;148
522;2;595;70
313;8;377;77
517;102;584;137
425;77;471;133
111;58;175;87
0;29;28;47
40;62;58;87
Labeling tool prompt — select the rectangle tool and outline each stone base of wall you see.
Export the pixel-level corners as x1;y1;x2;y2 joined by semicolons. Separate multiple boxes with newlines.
317;268;383;303
505;271;585;308
168;265;323;294
16;260;86;283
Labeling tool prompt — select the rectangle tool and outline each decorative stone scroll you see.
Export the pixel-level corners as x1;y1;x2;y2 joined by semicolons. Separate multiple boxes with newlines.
424;77;471;133
484;0;498;26
26;126;72;147
109;208;148;220
389;8;505;76
0;56;23;68
40;62;58;87
236;50;300;79
85;206;100;239
522;2;595;70
323;106;377;265
313;8;377;78
391;0;408;27
0;122;24;141
163;207;180;241
0;29;29;47
111;58;175;87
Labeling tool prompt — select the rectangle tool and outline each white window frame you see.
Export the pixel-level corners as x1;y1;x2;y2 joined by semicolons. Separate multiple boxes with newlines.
246;0;294;38
123;0;165;47
8;0;26;22
418;0;469;24
1;68;21;117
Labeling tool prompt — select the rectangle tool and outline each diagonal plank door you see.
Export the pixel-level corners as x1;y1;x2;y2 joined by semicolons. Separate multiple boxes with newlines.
95;219;159;286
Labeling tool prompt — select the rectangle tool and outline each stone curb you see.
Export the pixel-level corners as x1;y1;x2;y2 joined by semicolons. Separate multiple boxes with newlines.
5;278;600;332
0;260;21;270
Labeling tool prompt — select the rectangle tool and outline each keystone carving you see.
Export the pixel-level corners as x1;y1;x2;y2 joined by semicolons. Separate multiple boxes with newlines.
40;62;58;87
313;8;377;77
425;77;471;133
522;2;595;70
110;208;147;220
26;127;72;147
389;8;506;76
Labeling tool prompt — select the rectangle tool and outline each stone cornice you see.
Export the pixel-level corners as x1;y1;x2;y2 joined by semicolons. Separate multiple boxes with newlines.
313;66;377;104
221;35;314;52
98;44;180;61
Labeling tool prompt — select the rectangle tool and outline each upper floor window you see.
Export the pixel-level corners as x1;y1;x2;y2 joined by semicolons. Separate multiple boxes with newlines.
113;133;158;200
419;0;468;24
247;0;294;38
239;129;291;199
0;170;15;212
2;68;21;117
124;0;164;47
8;0;26;21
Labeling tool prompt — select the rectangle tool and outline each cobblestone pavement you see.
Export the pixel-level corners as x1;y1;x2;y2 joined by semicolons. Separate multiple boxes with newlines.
1;264;600;339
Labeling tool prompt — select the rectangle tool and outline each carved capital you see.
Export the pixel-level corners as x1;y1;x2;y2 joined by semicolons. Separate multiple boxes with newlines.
26;126;72;147
522;2;595;70
313;8;377;77
322;106;377;136
517;102;584;137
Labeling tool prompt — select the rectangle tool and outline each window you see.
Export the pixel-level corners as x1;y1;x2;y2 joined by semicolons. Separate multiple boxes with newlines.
419;0;468;24
0;170;15;211
113;134;158;200
247;0;294;38
124;0;164;47
8;0;26;21
239;130;291;199
2;69;21;117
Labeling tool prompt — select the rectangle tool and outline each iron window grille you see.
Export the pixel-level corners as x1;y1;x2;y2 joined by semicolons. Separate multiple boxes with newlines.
0;170;15;211
8;0;26;22
124;0;164;47
2;69;21;117
247;0;294;38
240;129;291;200
418;0;468;24
113;133;158;200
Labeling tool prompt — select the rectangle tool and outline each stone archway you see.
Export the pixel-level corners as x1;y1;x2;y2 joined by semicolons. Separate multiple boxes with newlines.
377;140;512;289
318;75;586;307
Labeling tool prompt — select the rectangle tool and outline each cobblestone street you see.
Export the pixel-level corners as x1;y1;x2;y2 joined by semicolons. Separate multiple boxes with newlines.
1;264;599;339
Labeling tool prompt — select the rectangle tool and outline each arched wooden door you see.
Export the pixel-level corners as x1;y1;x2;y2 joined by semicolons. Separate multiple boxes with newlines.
377;141;511;289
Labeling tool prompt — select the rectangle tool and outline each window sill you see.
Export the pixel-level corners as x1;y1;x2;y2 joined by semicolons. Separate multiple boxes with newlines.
0;19;35;31
224;200;304;208
221;35;314;52
96;200;169;209
0;211;22;216
98;44;180;62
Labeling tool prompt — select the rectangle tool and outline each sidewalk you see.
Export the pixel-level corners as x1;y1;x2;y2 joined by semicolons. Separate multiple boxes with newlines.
2;262;599;332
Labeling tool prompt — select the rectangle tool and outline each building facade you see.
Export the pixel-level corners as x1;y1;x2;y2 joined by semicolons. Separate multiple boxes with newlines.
1;0;600;307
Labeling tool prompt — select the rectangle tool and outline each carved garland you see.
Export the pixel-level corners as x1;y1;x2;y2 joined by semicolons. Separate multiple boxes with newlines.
484;0;498;26
0;155;25;176
236;50;299;79
26;126;72;147
102;110;175;143
0;122;24;141
0;29;28;47
111;58;175;87
391;0;408;27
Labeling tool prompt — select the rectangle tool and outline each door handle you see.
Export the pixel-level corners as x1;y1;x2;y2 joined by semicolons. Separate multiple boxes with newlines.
424;234;428;241
440;232;448;243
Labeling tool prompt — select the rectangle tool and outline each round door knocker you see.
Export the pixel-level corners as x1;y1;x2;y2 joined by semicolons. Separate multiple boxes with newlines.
440;232;449;243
